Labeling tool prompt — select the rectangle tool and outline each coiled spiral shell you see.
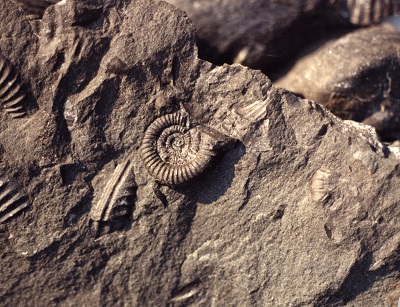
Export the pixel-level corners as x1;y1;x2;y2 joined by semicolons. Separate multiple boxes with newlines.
140;113;216;185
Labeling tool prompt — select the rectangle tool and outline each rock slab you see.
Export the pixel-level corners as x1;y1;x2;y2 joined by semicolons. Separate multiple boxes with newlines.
0;0;399;306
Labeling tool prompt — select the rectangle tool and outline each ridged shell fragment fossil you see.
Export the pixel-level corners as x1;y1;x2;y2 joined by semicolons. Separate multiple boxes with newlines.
11;0;61;18
91;158;136;223
0;175;30;224
0;53;28;118
310;169;333;204
140;112;231;185
236;100;268;123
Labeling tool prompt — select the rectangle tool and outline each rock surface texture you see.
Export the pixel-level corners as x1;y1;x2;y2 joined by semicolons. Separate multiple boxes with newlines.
1;0;400;306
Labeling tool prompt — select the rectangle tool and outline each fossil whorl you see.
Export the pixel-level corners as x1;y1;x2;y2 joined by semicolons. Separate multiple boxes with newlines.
140;113;217;185
11;0;61;18
0;53;28;118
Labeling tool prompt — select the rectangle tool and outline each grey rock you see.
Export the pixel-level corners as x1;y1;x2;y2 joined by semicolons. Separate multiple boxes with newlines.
277;25;400;141
0;0;400;306
164;0;400;75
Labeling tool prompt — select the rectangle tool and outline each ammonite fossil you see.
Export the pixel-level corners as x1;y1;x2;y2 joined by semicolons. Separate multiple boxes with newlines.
0;174;30;224
140;112;221;185
0;53;28;118
11;0;61;18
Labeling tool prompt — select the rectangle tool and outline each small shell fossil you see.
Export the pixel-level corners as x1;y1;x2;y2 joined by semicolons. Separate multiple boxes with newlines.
140;112;220;185
0;53;28;118
91;158;136;223
236;100;268;123
0;175;30;224
310;168;333;204
11;0;61;18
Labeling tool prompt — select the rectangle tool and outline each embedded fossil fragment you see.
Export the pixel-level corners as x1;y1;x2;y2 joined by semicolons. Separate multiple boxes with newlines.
11;0;61;18
310;168;336;204
0;53;28;118
276;25;400;140
140;112;232;185
236;100;268;122
91;158;136;224
0;175;30;224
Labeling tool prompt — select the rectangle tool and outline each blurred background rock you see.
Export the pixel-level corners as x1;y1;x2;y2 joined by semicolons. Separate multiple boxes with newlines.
165;0;400;141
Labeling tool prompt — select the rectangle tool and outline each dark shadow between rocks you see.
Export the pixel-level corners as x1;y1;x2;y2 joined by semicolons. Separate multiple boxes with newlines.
196;37;226;67
177;142;246;205
24;83;39;116
89;213;135;238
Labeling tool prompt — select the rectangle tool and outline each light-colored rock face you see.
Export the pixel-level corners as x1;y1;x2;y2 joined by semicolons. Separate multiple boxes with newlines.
164;0;400;76
1;0;400;306
276;25;400;140
164;0;335;74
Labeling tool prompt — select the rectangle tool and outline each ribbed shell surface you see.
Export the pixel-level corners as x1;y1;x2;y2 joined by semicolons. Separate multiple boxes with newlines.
0;54;27;118
140;113;214;185
91;158;136;222
0;175;30;224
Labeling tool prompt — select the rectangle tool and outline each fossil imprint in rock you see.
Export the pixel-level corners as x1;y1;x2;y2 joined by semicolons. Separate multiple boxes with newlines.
0;174;30;224
91;158;136;223
0;53;29;118
90;157;136;236
140;112;233;185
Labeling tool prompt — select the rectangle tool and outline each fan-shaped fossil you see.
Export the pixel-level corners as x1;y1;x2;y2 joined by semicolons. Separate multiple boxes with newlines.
310;168;336;205
236;100;268;122
90;157;136;236
140;112;230;185
11;0;61;18
0;54;28;118
91;158;136;223
0;175;30;224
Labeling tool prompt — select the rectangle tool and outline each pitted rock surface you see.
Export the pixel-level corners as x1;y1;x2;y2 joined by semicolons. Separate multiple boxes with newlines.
0;0;400;306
